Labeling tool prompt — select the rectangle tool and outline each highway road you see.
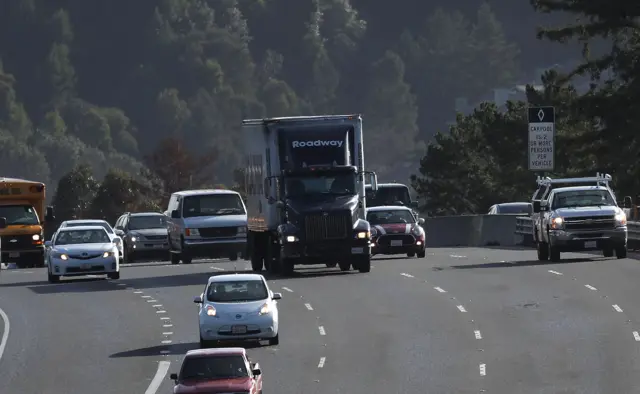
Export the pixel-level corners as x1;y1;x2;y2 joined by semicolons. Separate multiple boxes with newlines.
2;248;640;393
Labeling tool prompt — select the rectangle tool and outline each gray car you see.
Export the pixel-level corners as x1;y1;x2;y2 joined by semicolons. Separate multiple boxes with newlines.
114;212;169;264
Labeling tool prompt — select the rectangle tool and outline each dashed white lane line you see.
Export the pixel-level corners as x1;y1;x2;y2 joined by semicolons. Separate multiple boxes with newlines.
147;299;157;303
474;330;482;339
548;270;563;275
434;287;446;293
457;305;467;312
163;324;173;328
318;357;326;368
318;326;326;336
156;310;167;314
152;305;163;308
585;284;597;290
282;287;293;292
613;304;623;312
142;295;152;298
161;340;172;344
633;331;640;341
145;360;171;394
210;267;225;271
163;332;173;335
400;273;414;278
0;307;10;363
305;303;314;311
479;364;486;376
160;317;170;320
134;291;143;294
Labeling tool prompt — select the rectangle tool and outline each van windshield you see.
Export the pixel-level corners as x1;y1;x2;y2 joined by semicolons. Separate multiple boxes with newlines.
0;205;39;225
182;194;245;218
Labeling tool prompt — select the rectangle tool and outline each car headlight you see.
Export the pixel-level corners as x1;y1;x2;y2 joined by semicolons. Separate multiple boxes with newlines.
32;234;40;241
615;211;627;226
206;305;217;316
238;226;247;234
130;236;137;242
550;217;563;229
356;231;369;239
185;228;199;236
53;253;68;260
285;235;297;242
259;303;271;315
103;252;114;258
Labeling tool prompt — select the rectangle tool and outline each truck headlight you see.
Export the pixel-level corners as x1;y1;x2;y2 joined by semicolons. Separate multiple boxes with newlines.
285;235;297;242
550;217;563;229
615;212;627;226
356;231;369;239
32;234;40;241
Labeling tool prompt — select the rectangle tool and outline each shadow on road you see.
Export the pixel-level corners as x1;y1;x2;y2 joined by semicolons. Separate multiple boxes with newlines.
443;257;607;270
110;340;268;358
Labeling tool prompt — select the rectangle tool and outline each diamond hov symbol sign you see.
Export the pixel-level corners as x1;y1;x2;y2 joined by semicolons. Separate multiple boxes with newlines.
527;106;555;171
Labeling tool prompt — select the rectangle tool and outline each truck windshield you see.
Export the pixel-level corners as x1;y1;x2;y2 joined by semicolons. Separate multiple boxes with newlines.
285;172;356;197
366;186;411;207
552;190;616;209
0;205;39;225
183;194;246;218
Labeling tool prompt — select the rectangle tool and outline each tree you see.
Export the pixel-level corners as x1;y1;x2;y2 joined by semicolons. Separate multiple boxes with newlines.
51;165;98;222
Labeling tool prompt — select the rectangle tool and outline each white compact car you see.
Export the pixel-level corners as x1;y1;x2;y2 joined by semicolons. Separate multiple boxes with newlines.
45;225;120;283
56;219;123;257
194;273;281;347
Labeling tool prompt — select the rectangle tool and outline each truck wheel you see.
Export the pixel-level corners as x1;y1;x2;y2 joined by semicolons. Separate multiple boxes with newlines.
281;258;294;276
549;245;561;262
537;242;549;261
616;246;628;259
251;253;264;271
356;256;371;273
603;248;614;258
325;262;337;268
338;261;351;271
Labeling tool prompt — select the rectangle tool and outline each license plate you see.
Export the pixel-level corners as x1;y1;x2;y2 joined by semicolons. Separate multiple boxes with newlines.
80;263;91;270
8;252;19;258
351;247;364;254
231;325;247;334
584;241;597;248
391;240;403;246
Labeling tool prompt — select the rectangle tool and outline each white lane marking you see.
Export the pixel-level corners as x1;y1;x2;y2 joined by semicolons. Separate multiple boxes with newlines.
134;291;143;294
548;270;563;275
163;324;173;328
474;330;482;339
305;303;313;311
162;332;173;335
318;326;326;336
145;360;171;394
210;267;225;271
282;287;293;292
160;317;170;320
450;255;467;258
161;340;172;344
142;295;152;298
318;357;326;368
479;364;486;376
0;307;10;362
156;310;167;314
147;300;157;303
117;283;126;286
400;273;414;278
434;287;446;293
633;331;640;341
152;305;163;308
613;304;623;312
585;284;597;290
457;305;467;312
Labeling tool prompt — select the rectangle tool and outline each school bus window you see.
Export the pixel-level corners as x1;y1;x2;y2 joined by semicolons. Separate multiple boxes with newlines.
0;205;40;225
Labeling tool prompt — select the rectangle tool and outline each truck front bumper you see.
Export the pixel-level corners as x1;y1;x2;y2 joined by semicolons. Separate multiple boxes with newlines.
549;226;627;252
281;239;371;263
2;248;44;268
183;237;247;258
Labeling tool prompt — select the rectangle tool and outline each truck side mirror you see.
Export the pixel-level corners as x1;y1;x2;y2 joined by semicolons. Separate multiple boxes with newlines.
369;172;378;191
539;200;549;211
0;217;6;229
532;201;541;213
45;206;55;222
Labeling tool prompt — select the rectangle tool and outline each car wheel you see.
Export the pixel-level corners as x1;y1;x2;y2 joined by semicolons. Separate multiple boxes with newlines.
603;248;614;258
407;252;415;257
356;255;371;273
108;271;120;280
229;253;238;261
417;250;426;258
47;271;60;283
616;246;628;259
269;334;279;346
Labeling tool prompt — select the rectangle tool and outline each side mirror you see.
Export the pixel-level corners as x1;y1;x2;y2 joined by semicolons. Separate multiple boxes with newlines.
532;200;541;213
45;206;55;222
0;217;5;229
418;218;425;225
44;240;52;248
275;200;284;210
272;292;282;300
115;229;124;236
113;237;122;245
252;368;261;376
169;373;178;380
171;210;180;219
369;172;378;191
193;295;203;303
411;201;418;208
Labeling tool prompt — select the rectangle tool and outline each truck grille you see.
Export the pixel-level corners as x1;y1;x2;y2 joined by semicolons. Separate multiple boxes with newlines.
304;212;351;241
377;234;415;246
199;227;237;238
144;235;167;240
0;235;34;250
564;215;616;230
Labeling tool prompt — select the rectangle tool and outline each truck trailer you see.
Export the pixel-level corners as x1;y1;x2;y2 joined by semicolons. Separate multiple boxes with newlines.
242;115;378;276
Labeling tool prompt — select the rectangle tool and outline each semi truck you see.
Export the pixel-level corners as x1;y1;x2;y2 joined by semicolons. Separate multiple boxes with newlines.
0;178;55;268
242;115;378;276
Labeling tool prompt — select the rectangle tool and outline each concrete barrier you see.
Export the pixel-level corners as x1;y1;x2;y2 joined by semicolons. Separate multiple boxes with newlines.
424;214;521;248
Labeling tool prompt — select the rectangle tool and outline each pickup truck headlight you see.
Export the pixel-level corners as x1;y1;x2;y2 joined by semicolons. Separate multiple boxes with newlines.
615;212;627;226
550;217;563;229
356;231;369;239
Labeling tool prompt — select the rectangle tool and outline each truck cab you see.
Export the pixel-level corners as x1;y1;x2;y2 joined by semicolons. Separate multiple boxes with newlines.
365;183;418;216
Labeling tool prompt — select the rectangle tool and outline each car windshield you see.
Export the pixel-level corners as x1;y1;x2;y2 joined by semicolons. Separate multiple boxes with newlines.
206;280;268;302
552;190;616;209
367;210;415;224
285;172;356;198
498;204;532;215
180;355;248;381
66;222;113;234
366;187;411;207
0;205;39;225
129;215;166;230
55;229;110;245
183;194;245;218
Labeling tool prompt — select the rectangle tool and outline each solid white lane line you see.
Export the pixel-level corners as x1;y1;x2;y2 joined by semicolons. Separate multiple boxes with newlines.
318;326;326;336
305;303;313;311
161;340;172;344
0;308;10;362
479;364;486;376
163;332;173;335
210;267;225;271
400;273;414;278
282;287;293;292
145;360;171;394
318;357;326;368
474;330;482;339
434;287;446;293
613;304;623;312
457;305;467;312
633;331;640;341
156;310;167;314
548;270;563;275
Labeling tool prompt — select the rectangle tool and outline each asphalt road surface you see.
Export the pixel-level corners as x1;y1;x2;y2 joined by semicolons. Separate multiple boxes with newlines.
2;248;640;393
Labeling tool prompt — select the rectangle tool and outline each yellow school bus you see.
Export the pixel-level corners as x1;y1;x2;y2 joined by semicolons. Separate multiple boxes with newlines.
0;178;54;268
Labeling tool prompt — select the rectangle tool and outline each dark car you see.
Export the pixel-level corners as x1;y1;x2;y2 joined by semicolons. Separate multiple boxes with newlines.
171;347;263;394
113;212;169;263
367;205;426;258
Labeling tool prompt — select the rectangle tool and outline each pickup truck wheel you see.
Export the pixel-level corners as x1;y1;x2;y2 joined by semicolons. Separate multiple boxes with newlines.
537;242;549;260
603;248;614;258
549;245;561;262
356;256;371;273
338;261;351;271
616;246;628;259
251;253;264;271
325;262;337;268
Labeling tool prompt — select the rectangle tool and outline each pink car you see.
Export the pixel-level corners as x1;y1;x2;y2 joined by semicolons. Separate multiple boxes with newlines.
170;347;263;394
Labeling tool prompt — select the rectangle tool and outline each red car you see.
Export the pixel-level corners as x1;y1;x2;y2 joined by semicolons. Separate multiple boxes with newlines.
367;206;426;258
170;347;263;394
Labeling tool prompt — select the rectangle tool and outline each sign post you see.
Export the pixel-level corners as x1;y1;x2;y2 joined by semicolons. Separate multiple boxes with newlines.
527;106;555;172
